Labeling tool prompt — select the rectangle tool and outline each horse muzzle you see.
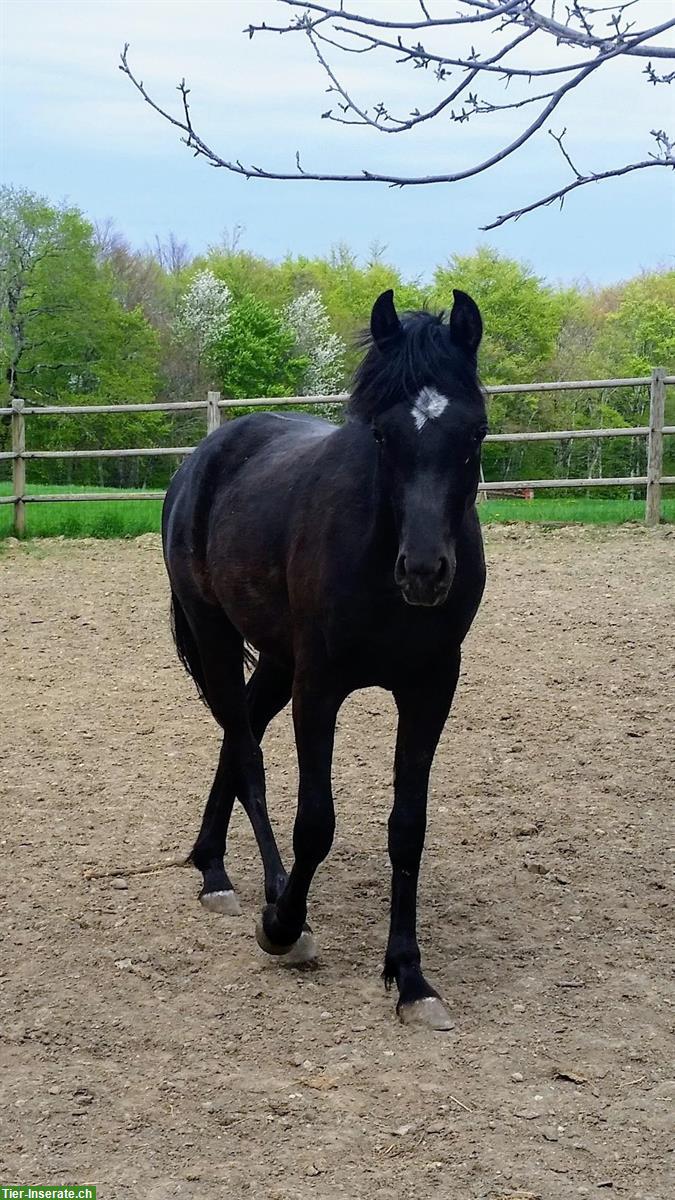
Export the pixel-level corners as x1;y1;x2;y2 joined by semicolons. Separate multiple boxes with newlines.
394;550;455;608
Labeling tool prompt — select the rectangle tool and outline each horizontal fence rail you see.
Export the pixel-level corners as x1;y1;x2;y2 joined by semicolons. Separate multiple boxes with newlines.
1;375;674;419
1;375;673;535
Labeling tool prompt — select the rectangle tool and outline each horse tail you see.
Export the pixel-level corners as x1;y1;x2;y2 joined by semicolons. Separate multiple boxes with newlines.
169;590;210;706
170;591;258;706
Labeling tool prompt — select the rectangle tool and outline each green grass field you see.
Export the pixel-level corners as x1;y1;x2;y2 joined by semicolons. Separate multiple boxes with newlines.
1;482;673;539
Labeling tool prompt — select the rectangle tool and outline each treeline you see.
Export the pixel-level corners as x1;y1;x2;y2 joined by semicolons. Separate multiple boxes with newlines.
1;185;673;490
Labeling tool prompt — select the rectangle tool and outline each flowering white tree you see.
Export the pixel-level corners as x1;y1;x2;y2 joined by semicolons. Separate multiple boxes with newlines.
174;269;231;358
284;289;345;396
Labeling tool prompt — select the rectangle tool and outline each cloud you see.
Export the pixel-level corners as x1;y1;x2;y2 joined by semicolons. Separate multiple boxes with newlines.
2;0;673;284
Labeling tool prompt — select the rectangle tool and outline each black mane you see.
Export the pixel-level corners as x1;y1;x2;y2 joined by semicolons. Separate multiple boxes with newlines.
348;309;479;423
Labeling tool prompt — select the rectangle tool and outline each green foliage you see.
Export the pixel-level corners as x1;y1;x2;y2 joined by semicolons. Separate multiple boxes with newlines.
0;186;160;406
205;244;427;378
431;247;570;385
1;185;673;502
209;294;308;399
592;271;675;378
0;186;165;487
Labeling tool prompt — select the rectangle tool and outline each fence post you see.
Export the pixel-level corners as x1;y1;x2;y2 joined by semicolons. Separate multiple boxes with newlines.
645;368;665;527
11;398;26;538
206;391;221;436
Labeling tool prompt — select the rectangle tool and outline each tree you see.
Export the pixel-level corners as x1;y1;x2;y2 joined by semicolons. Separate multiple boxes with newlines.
1;186;98;399
94;221;174;326
593;270;675;378
0;186;164;487
432;247;568;386
0;186;160;407
174;268;232;359
283;289;346;394
209;294;308;399
120;1;675;229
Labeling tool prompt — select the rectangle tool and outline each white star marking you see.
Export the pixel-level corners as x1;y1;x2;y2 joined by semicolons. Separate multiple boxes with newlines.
411;386;449;432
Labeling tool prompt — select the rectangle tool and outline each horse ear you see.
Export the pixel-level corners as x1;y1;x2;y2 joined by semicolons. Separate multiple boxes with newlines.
449;289;482;358
371;289;402;350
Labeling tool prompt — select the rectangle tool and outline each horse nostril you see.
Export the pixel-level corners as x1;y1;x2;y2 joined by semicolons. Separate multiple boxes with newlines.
436;556;449;584
394;553;407;583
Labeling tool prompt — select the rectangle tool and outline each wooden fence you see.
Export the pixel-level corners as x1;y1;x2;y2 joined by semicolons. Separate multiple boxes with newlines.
1;372;673;536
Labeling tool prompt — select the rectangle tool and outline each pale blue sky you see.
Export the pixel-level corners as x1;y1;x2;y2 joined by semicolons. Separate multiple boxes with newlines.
2;0;674;286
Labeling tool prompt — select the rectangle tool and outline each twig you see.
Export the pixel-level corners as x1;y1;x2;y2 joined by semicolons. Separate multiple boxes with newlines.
482;153;672;230
83;856;188;880
549;126;584;179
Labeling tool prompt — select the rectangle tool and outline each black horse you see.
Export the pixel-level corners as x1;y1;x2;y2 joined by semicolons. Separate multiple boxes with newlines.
162;288;488;1029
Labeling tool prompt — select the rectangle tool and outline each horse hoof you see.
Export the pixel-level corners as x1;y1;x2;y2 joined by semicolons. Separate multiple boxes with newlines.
255;921;318;965
278;928;318;966
200;889;241;916
398;997;455;1031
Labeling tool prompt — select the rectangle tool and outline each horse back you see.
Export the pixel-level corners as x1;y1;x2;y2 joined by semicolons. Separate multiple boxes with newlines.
162;411;335;602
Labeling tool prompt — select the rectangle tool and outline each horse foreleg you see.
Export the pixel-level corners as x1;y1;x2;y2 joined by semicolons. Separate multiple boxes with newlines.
255;674;341;965
385;657;460;1030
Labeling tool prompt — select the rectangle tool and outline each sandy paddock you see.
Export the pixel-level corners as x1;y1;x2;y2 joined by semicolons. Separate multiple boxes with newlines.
0;526;673;1199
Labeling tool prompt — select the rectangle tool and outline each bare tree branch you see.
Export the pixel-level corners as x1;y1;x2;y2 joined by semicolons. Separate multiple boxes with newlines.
483;133;674;228
249;0;675;55
121;2;675;228
245;0;528;35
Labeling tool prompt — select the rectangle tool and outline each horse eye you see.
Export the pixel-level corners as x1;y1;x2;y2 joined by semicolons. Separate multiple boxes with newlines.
372;426;385;446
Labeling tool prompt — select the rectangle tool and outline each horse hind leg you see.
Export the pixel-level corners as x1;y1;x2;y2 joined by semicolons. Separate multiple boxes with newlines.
191;738;241;915
237;655;293;905
174;594;290;915
192;653;293;914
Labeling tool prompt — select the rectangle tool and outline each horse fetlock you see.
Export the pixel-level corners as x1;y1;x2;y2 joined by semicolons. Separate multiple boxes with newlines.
195;856;239;914
265;869;290;905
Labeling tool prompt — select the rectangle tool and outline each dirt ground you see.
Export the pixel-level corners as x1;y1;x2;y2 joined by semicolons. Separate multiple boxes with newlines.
0;526;673;1200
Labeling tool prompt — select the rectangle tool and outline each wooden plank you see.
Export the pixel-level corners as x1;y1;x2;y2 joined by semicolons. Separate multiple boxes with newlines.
3;427;673;457
0;400;209;417
646;368;666;526
1;477;672;508
0;493;166;505
479;476;649;491
485;426;650;443
218;394;349;409
19;492;167;504
2;376;675;419
11;399;26;537
22;447;195;460
2;377;674;419
483;377;673;395
206;391;221;435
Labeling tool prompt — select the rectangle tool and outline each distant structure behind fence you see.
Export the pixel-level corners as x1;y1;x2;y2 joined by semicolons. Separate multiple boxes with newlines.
1;371;673;537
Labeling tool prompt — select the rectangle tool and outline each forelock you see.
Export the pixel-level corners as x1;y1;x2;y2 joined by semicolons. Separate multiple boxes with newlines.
348;308;479;423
